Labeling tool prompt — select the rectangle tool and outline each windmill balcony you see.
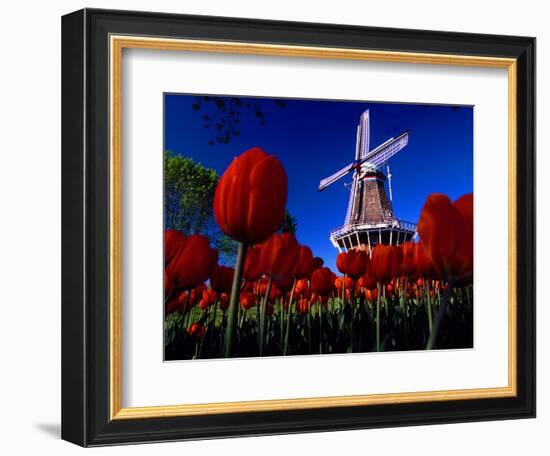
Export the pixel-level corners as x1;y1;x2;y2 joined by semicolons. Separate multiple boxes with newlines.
329;218;417;252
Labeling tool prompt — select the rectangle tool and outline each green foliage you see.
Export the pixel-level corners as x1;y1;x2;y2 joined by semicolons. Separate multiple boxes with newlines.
164;151;237;262
277;210;298;235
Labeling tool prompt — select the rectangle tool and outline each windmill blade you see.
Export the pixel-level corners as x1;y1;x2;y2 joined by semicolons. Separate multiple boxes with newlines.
318;162;355;191
360;131;409;168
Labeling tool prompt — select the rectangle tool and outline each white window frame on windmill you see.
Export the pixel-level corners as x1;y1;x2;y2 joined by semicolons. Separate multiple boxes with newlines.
318;109;416;253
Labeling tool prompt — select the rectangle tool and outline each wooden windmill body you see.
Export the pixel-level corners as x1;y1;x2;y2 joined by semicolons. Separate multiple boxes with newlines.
319;110;416;252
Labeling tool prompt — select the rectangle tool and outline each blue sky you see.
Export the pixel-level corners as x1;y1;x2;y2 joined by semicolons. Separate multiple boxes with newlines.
164;94;473;272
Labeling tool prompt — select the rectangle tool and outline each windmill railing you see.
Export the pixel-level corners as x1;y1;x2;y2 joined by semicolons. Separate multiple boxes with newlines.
330;219;417;239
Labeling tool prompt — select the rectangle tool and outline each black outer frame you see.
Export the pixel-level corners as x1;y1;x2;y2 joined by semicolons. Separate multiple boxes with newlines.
61;8;536;447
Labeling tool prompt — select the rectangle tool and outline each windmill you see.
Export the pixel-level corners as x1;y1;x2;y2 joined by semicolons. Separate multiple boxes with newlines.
319;109;416;253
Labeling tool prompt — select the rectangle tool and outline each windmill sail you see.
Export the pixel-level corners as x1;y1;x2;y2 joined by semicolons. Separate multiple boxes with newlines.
318;162;356;191
361;131;409;168
358;110;371;160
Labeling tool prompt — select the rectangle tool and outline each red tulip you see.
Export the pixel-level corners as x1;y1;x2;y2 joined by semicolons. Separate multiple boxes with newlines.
198;289;217;310
336;252;347;274
209;265;234;293
243;245;263;282
310;293;329;305
187;322;206;339
166;234;218;291
358;270;377;290
239;292;256;310
298;299;311;315
166;290;189;315
335;276;354;291
295;278;310;298
413;242;436;279
413;284;422;300
312;257;324;270
364;288;379;302
390;245;404;279
347;249;370;279
400;241;416;276
310;267;334;297
259;233;300;281
294;245;315;279
189;283;207;306
386;284;394;299
165;229;186;266
218;293;229;311
417;193;473;283
253;278;266;295
274;274;294;292
213;147;287;245
371;287;379;301
370;244;397;283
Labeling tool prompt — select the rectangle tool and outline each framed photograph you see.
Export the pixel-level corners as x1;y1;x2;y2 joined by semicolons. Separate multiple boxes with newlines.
61;8;535;446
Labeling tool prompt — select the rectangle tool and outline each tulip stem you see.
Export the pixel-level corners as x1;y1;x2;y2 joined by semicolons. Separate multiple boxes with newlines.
376;282;381;352
279;298;284;350
426;281;454;350
283;278;297;356
208;296;218;356
224;242;248;358
350;287;355;353
318;302;323;354
341;274;346;308
259;277;273;357
307;310;312;354
402;275;409;345
426;280;433;333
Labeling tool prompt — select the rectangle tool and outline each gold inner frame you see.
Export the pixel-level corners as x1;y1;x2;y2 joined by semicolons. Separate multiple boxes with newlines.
109;35;518;420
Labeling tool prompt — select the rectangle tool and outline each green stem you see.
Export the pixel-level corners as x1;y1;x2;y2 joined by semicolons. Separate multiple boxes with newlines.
181;292;192;330
426;280;433;333
307;309;312;354
193;339;200;359
342;274;346;306
224;242;248;358
402;275;409;345
318;301;323;354
376;282;381;352
350;287;355;353
279;298;284;350
208;295;218;356
283;278;297;355
259;277;273;357
426;281;455;350
255;279;261;349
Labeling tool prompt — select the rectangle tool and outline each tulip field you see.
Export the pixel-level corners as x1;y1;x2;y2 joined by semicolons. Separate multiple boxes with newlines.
164;147;473;360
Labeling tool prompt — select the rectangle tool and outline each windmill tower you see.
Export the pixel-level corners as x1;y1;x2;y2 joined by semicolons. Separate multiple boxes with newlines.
319;109;416;252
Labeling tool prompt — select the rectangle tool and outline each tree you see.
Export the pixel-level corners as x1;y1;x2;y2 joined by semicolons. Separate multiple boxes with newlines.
164;151;237;262
191;96;286;146
278;211;298;235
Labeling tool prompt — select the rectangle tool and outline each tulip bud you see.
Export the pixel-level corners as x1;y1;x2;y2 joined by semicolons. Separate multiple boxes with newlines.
213;147;288;245
417;193;473;283
187;322;206;339
259;233;300;281
209;265;234;294
166;234;218;291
